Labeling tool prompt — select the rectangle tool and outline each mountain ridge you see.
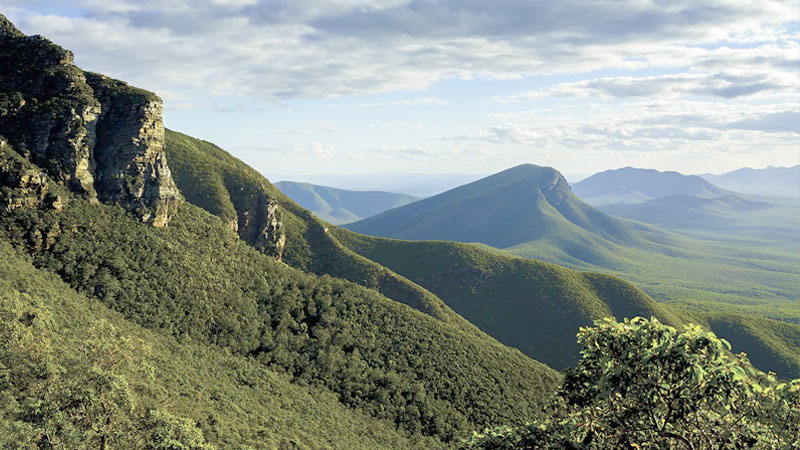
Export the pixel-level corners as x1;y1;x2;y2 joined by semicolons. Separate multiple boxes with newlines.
700;165;800;199
573;166;727;206
274;180;419;224
346;163;643;249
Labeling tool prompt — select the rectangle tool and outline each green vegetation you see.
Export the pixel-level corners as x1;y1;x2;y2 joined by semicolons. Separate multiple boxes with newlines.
339;163;799;374
0;144;559;443
165;129;463;323
332;228;684;370
333;230;800;378
0;240;442;449
344;164;799;325
274;180;419;225
462;317;800;450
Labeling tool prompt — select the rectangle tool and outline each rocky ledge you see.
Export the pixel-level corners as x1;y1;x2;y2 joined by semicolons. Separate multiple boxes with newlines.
0;14;180;226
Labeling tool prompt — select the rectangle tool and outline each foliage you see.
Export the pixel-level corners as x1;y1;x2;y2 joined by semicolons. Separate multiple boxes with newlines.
332;228;684;370
165;129;460;323
0;154;559;443
462;317;800;450
0;240;444;449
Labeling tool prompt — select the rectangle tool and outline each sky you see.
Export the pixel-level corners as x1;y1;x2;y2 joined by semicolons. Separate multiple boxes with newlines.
2;0;799;183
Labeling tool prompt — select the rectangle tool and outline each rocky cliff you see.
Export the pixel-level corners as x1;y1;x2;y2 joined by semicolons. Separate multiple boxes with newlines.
236;193;286;259
0;14;180;226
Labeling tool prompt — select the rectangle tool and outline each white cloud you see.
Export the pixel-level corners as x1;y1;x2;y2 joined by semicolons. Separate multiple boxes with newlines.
344;97;450;107
361;145;433;159
4;0;797;102
502;69;798;101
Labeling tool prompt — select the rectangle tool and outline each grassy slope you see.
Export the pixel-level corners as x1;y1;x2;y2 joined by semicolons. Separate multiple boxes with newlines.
165;129;462;324
0;240;442;449
508;229;800;325
694;311;800;379
331;229;684;370
274;180;419;225
1;144;560;443
332;230;800;379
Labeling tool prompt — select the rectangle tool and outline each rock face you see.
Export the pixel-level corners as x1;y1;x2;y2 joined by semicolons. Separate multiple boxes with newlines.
85;73;180;227
0;14;180;226
237;193;286;260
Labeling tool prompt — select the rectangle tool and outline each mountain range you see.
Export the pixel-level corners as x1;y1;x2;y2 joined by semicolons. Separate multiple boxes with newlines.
573;166;800;244
274;180;419;224
344;164;800;367
701;165;800;199
573;166;726;206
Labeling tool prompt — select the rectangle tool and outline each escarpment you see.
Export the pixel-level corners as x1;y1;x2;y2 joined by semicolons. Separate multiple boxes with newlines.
0;14;180;226
236;193;286;260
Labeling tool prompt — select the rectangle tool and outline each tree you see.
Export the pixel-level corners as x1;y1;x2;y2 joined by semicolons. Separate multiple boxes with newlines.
463;317;800;450
144;409;216;450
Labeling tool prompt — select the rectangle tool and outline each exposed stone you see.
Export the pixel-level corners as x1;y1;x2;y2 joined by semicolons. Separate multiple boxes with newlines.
0;14;181;226
85;73;180;227
237;194;286;260
1;140;52;212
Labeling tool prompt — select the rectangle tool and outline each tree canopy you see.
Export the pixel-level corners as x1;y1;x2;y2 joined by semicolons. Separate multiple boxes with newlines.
463;317;800;450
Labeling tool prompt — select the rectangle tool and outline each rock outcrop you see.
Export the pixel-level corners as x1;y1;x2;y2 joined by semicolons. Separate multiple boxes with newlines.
237;193;286;260
0;138;63;212
0;14;180;226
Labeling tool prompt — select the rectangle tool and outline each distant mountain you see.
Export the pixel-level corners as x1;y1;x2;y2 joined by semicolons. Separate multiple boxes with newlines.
601;194;799;241
573;167;726;206
345;163;800;342
270;172;486;197
572;167;799;245
274;181;419;224
700;165;800;199
345;164;642;249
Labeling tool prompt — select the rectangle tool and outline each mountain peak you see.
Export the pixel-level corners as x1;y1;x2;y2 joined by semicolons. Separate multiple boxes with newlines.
573;166;724;206
346;163;635;249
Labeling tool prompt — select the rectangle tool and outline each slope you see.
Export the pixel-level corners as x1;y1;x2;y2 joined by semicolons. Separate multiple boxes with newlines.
332;229;800;378
275;180;419;224
0;17;562;444
573;166;726;206
165;129;461;324
345;163;643;249
0;141;560;443
344;163;799;322
701;165;800;199
0;239;442;449
332;228;685;370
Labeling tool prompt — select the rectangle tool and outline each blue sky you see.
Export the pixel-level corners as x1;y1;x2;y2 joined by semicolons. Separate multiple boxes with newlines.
2;0;798;182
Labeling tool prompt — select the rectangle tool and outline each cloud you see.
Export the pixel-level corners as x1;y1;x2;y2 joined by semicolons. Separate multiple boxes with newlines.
446;99;799;156
502;69;798;101
4;0;797;103
362;145;433;159
344;97;449;107
281;122;338;134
